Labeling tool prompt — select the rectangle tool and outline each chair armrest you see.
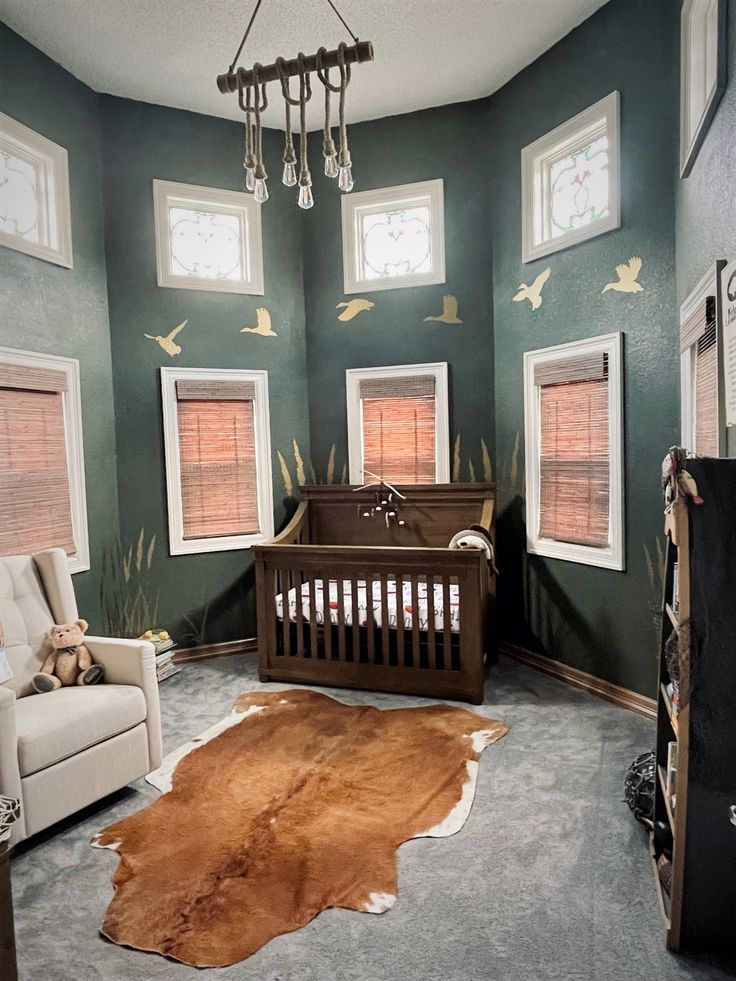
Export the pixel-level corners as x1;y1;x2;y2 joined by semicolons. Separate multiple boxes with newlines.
0;687;25;843
84;637;163;771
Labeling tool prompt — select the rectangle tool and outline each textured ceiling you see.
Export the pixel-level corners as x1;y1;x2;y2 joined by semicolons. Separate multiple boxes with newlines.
0;0;610;130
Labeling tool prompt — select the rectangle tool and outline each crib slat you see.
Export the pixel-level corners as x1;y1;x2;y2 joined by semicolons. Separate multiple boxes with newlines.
411;575;420;668
281;569;291;658
351;577;360;662
442;576;452;670
294;567;304;657
365;574;375;664
336;577;346;661
308;575;319;659
322;574;332;661
380;573;389;665
396;574;406;667
427;574;436;670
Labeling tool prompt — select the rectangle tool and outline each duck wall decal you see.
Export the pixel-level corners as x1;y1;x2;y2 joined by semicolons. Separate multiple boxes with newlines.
424;295;463;324
336;298;375;321
143;320;187;357
602;256;644;294
513;267;551;311
241;308;278;336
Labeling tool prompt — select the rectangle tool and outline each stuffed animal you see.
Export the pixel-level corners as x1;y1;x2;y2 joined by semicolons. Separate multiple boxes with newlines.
449;524;499;575
32;619;104;694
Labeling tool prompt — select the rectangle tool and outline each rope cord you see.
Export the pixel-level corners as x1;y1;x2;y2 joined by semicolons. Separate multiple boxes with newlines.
297;53;311;175
229;0;266;72
238;77;255;166
275;57;297;164
315;48;338;151
250;65;268;172
337;42;351;164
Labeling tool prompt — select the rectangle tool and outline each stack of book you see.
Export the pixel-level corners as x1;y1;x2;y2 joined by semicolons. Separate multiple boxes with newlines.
139;629;181;683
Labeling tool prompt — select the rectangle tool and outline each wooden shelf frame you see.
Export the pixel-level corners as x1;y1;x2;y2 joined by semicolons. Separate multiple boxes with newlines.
653;495;690;952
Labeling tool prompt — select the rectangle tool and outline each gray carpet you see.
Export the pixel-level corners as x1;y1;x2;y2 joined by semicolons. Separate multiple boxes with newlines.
10;655;736;981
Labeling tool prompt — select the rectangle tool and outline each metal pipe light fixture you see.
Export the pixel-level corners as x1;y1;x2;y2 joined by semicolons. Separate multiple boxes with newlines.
218;0;373;209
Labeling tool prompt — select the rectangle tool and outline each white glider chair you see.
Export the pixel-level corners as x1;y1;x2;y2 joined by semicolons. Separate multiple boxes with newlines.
0;549;162;847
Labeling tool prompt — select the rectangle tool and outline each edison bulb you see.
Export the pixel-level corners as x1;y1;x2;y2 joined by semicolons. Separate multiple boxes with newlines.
282;161;297;187
254;178;269;204
338;165;354;192
324;154;338;178
298;183;314;209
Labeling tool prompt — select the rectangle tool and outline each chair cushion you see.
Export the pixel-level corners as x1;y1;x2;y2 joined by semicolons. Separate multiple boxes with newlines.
0;555;55;697
14;685;147;777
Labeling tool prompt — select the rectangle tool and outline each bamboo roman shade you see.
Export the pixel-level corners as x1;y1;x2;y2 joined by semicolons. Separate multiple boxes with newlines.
0;364;76;556
176;386;260;540
681;296;719;456
175;379;256;401
360;375;437;484
537;354;610;548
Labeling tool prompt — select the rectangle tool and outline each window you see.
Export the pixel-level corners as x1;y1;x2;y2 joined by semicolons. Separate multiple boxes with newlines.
160;368;273;554
680;265;722;455
681;0;726;177
0;347;88;571
521;92;620;263
0;112;73;268
153;180;264;295
346;363;450;484
523;333;624;570
341;180;445;294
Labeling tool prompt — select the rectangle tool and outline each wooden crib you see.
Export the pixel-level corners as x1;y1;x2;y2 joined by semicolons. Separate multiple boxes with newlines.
253;483;496;704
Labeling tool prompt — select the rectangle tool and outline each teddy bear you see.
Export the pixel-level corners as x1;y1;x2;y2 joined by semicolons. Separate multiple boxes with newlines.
32;619;105;694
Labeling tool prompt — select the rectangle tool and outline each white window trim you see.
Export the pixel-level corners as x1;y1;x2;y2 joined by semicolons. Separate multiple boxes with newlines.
341;179;445;294
523;332;624;571
160;367;274;555
153;179;264;295
0;112;73;269
345;362;450;485
0;346;89;573
521;92;620;264
680;0;727;178
680;262;724;453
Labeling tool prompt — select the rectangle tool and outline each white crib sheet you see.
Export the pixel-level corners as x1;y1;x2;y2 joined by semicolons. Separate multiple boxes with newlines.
275;579;460;633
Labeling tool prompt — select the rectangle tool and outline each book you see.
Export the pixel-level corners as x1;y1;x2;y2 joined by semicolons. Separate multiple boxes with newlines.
155;650;175;666
157;662;181;683
666;741;678;804
139;630;176;655
673;562;680;613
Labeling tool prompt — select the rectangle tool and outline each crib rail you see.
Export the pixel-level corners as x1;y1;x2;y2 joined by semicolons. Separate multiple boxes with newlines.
254;544;490;703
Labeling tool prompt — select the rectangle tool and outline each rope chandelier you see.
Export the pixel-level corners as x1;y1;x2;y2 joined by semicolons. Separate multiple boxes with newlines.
217;0;374;209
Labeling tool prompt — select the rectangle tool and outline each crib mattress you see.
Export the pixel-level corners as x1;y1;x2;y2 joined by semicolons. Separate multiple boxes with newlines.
275;579;461;633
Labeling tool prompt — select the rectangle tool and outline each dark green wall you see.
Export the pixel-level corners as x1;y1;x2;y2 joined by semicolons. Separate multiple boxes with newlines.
0;25;119;627
677;0;736;455
302;101;496;486
490;0;680;694
100;97;310;645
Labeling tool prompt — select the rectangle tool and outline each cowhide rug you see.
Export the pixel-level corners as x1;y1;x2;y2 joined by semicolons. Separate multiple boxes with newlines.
92;689;507;967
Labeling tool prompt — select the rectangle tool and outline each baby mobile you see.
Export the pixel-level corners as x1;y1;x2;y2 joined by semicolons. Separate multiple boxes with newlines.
353;472;408;529
216;0;374;208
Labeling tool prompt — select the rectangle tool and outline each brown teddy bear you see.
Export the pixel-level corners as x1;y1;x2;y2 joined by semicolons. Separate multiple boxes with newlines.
32;619;105;694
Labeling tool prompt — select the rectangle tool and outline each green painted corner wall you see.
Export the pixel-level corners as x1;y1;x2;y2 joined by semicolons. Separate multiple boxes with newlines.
100;97;310;645
302;100;496;487
490;0;680;695
677;0;736;456
0;25;119;628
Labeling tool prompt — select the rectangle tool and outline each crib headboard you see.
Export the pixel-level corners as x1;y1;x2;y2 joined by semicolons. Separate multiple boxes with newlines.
298;483;496;548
